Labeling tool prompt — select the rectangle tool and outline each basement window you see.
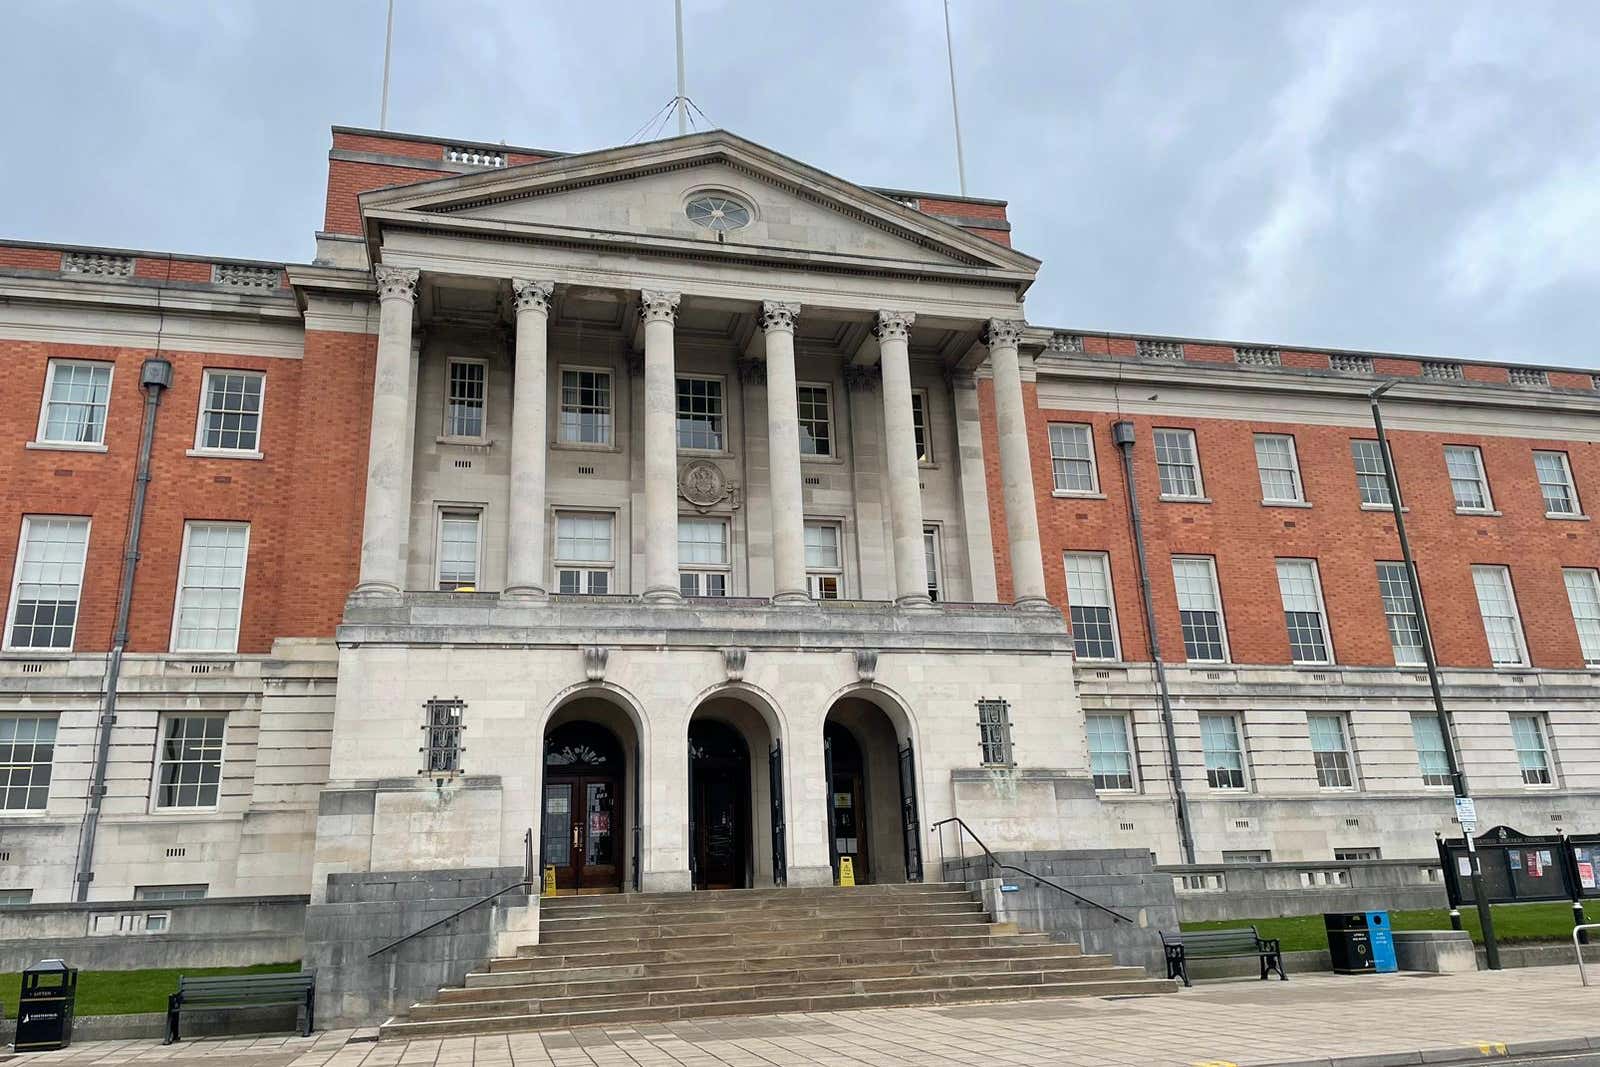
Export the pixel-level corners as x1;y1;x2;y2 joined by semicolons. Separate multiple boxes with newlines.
422;697;465;776
976;698;1014;767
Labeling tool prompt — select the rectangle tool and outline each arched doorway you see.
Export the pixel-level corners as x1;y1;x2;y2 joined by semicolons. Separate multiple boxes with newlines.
824;693;922;885
687;690;784;890
541;693;641;894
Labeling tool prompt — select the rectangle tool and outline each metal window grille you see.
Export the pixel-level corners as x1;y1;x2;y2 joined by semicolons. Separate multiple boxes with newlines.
200;371;263;451
1234;346;1280;366
422;698;465;775
1136;339;1183;361
1329;354;1373;375
1509;367;1549;387
976;698;1013;766
1420;361;1464;381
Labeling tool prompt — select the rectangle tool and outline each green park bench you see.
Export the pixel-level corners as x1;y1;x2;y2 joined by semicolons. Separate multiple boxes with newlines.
164;972;315;1044
1160;927;1287;987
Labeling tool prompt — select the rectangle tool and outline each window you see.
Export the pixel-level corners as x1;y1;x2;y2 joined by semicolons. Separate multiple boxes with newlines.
805;522;842;599
444;359;486;438
0;715;57;811
554;513;613;594
1049;424;1098;494
1471;565;1528;667
1173;557;1227;662
1064;552;1119;660
1376;562;1426;666
1351;440;1392;507
1335;848;1380;861
196;370;264;452
156;714;225;808
678;517;729;598
1444;445;1492;510
1276;559;1332;664
1153;429;1203;498
795;384;832;458
977;698;1013;766
1534;451;1580;515
911;391;933;464
0;890;34;906
676;376;724;451
134;885;207;902
924;526;942;603
1510;714;1552;786
1410;713;1453;788
37;360;112;445
1222;850;1270;864
423;697;465;775
558;368;612;445
1086;714;1135;790
6;516;90;650
685;193;752;232
1308;714;1354;789
1563;569;1600;667
1253;434;1304;503
436;510;481;591
1199;714;1246;789
172;523;249;653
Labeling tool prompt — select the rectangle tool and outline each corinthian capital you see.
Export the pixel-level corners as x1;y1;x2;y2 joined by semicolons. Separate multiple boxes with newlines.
512;278;555;315
875;310;915;343
985;318;1026;350
760;300;800;334
639;289;681;324
374;265;420;304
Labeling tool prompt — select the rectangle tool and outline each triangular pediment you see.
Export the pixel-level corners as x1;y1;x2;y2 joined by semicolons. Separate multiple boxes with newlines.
360;131;1038;281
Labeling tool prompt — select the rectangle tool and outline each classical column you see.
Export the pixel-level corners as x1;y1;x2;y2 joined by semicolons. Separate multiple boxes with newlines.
505;279;555;598
876;310;930;605
640;290;682;601
355;265;419;595
762;301;808;603
987;318;1050;608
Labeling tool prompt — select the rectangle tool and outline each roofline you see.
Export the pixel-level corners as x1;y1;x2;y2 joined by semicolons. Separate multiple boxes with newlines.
0;236;298;272
866;185;1008;208
332;124;568;160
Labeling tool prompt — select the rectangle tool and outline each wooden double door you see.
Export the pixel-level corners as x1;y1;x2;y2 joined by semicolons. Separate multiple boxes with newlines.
542;723;624;893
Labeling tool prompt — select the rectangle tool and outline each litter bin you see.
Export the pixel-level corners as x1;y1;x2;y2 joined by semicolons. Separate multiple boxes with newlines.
15;959;78;1051
1324;912;1375;974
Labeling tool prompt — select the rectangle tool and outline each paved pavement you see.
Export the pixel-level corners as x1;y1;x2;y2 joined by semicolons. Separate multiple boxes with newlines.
10;968;1600;1067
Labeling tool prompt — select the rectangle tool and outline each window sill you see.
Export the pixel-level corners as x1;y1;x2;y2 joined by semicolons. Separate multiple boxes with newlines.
551;439;618;454
1291;660;1336;668
168;649;241;658
1262;499;1312;509
436;435;494;448
1454;508;1501;517
679;447;732;459
1;648;75;657
800;453;846;467
1360;503;1409;513
148;806;223;816
185;448;263;461
1546;512;1590;521
1053;490;1107;500
26;440;107;453
1159;495;1212;504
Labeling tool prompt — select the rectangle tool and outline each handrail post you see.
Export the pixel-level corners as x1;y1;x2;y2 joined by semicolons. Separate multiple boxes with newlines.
1576;923;1599;987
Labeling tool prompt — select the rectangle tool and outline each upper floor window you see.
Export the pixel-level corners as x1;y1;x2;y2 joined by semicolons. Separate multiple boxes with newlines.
924;526;943;603
155;713;224;809
804;521;842;599
1253;434;1304;504
1444;445;1492;511
1350;440;1393;507
1064;551;1118;660
1562;568;1600;667
445;359;486;439
1376;562;1425;666
1410;713;1453;788
678;517;729;597
976;698;1014;767
676;376;724;451
1307;713;1355;789
436;509;481;591
797;384;833;457
5;516;90;651
172;522;249;653
1086;713;1135;791
1510;713;1553;786
1153;429;1203;499
1275;559;1333;664
558;368;612;446
38;360;113;447
0;714;58;811
1199;713;1246;789
1470;564;1528;667
1049;424;1098;494
911;391;933;464
1173;556;1227;662
134;884;207;902
1534;451;1580;516
554;512;613;594
196;370;264;453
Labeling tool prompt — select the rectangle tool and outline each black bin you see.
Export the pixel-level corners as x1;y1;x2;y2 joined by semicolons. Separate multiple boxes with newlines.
1324;912;1375;974
15;959;78;1051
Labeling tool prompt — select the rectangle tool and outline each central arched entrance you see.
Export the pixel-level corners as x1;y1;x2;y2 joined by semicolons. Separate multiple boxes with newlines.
824;690;922;885
687;688;784;890
541;690;642;894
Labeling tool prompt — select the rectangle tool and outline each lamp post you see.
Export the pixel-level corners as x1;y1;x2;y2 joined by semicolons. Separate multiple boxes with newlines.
1369;381;1500;968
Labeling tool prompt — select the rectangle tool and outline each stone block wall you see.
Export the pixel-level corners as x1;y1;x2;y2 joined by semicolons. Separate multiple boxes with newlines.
1160;859;1449;922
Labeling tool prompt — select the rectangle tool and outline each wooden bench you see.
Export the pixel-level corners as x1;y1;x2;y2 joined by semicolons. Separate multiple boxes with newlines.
1160;927;1286;987
164;973;315;1044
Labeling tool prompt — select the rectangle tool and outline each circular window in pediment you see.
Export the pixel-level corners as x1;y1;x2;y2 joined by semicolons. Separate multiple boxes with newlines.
685;192;752;232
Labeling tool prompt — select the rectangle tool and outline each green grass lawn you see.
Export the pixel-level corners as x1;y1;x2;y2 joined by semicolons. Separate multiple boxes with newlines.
1182;901;1600;953
0;962;300;1018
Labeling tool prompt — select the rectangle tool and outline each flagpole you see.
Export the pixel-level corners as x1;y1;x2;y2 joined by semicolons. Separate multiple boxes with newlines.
380;0;395;130
943;0;968;195
674;0;688;135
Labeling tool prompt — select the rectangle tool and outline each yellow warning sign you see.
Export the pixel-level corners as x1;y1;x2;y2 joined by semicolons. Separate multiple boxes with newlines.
838;856;856;887
542;864;557;896
1475;1042;1507;1056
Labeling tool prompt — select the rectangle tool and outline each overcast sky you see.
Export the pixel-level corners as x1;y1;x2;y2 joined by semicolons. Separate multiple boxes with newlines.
3;1;1596;365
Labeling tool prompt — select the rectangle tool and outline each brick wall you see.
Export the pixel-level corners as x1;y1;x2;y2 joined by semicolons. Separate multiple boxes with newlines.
0;333;373;654
983;377;1600;671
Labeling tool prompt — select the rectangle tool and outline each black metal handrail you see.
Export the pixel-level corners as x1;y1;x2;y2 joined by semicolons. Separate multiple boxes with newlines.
367;829;535;959
930;816;1133;924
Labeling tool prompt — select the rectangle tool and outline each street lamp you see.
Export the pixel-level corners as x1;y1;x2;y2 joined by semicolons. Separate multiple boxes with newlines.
1368;381;1500;968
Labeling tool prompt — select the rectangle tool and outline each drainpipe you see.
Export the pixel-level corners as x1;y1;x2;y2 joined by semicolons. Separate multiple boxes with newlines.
73;358;172;901
1112;421;1196;865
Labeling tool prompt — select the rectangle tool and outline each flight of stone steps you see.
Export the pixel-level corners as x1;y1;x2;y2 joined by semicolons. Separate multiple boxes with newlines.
379;881;1176;1039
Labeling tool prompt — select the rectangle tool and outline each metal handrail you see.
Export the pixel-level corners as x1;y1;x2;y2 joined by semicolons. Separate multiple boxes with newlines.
930;816;1134;924
1575;923;1600;987
368;829;536;960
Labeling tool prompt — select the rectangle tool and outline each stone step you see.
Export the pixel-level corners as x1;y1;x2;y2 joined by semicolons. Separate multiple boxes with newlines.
527;921;1019;952
538;899;982;925
537;882;973;909
504;930;1046;969
537;911;992;943
379;978;1179;1040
